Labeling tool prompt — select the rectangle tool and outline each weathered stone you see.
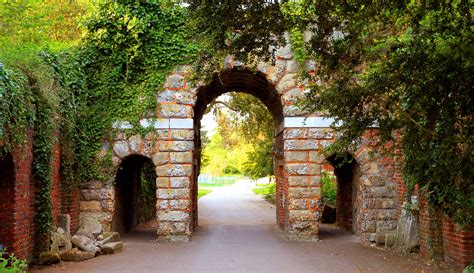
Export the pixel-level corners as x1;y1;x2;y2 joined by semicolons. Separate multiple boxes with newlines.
128;135;142;153
284;128;308;139
282;88;304;105
363;175;385;187
157;188;190;199
275;45;293;59
157;222;190;235
99;232;121;245
268;59;286;83
50;231;72;254
286;60;300;73
113;141;130;158
158;199;190;210
174;92;195;104
60;248;95;261
289;210;320;221
158;141;194;152
284;151;307;162
288;176;320;187
286;222;319;241
81;180;103;189
156;164;192;176
362;198;396;209
152;152;169;166
170;152;192;163
80;218;103;235
308;128;334;139
100;242;123;254
276;74;297;93
159;104;193;118
288;187;321;199
385;233;396;248
164;75;185;89
157;90;176;103
71;235;100;255
285;163;320;175
283;105;307;116
80;201;101;212
157;211;189;222
76;229;94;240
39;251;61;265
363;187;397;198
157;234;190;243
284;140;318;150
170;130;194;140
156;177;190;188
308;151;325;164
318;140;333;149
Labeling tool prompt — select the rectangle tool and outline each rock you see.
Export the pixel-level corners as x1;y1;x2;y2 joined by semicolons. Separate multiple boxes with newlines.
80;217;102;237
57;214;71;235
39;251;61;265
71;235;100;255
76;229;95;240
321;204;336;224
50;230;72;254
100;242;123;254
99;232;121;245
60;248;95;262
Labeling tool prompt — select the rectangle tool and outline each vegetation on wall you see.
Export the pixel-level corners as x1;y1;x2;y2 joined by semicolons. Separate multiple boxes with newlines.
187;0;474;228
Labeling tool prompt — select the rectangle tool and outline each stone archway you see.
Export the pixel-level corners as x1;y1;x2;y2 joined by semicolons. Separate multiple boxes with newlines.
191;68;286;231
112;154;156;235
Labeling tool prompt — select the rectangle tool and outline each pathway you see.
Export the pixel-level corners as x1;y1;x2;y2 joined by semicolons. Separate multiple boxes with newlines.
33;182;444;273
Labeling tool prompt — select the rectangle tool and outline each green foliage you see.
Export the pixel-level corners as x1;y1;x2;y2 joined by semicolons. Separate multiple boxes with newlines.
197;188;212;198
189;0;474;228
321;171;336;207
0;249;27;273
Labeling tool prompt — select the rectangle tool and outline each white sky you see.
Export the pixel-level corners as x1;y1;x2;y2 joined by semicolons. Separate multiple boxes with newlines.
201;111;217;136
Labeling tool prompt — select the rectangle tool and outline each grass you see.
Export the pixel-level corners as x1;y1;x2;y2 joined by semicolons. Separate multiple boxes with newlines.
252;182;276;204
198;188;212;198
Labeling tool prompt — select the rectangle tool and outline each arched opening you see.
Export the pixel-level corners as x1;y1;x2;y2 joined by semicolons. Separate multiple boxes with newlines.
192;68;285;230
0;153;15;250
321;153;358;235
113;154;157;235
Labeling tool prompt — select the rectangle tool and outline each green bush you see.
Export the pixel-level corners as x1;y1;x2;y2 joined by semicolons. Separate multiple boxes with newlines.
0;249;27;273
321;171;336;207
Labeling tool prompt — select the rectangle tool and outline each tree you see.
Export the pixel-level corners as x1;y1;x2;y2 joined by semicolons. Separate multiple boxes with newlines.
187;1;474;226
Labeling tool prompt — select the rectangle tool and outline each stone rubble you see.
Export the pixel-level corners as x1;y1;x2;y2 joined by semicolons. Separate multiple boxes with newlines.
38;218;123;265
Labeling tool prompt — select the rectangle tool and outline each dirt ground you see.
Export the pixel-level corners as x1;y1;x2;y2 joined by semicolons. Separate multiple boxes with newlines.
31;182;454;273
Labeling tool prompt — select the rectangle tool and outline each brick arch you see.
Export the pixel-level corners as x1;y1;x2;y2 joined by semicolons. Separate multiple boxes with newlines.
191;68;286;232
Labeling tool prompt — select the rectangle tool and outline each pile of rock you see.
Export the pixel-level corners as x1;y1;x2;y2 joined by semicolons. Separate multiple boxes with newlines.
39;218;123;265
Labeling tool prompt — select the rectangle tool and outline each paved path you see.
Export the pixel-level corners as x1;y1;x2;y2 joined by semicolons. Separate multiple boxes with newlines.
33;182;443;273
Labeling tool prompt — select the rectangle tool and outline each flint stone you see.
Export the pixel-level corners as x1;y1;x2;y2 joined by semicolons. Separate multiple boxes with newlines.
81;218;102;235
50;231;72;254
71;235;100;255
101;242;123;254
99;232;121;245
60;248;95;262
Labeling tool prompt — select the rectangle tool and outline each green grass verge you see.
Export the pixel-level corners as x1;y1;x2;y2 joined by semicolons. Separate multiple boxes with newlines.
198;189;212;198
252;182;276;204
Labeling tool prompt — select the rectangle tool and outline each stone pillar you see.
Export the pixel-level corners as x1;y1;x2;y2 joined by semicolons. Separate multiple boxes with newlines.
155;69;196;242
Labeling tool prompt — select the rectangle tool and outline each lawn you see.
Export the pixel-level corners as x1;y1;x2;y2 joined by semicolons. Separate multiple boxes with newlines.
252;182;276;204
198;189;212;198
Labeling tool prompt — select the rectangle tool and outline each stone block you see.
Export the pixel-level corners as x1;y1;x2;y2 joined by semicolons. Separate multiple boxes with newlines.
276;74;297;93
308;151;325;163
170;152;193;163
157;189;190;199
363;187;396;198
164;75;185;89
284;151;307;162
385;233;396;248
308;128;334;139
157;211;190;222
60;248;95;262
113;141;130;158
289;210;320;221
174;92;195;104
170;130;194;140
153;152;169;166
285;163;320;175
128;135;143;153
157;90;176;103
158;141;194;152
81;180;104;189
362;175;385;187
288;187;321;199
156;164;192;176
284;128;308;139
286;60;300;73
283;105;307;116
159;104;193;118
268;59;286;83
80;201;102;212
101;242;123;254
288;176;321;187
282;88;304;105
57;214;71;235
286;221;319;241
284;140;318;150
157;234;190;243
156;177;190;188
275;45;293;59
157;222;190;235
